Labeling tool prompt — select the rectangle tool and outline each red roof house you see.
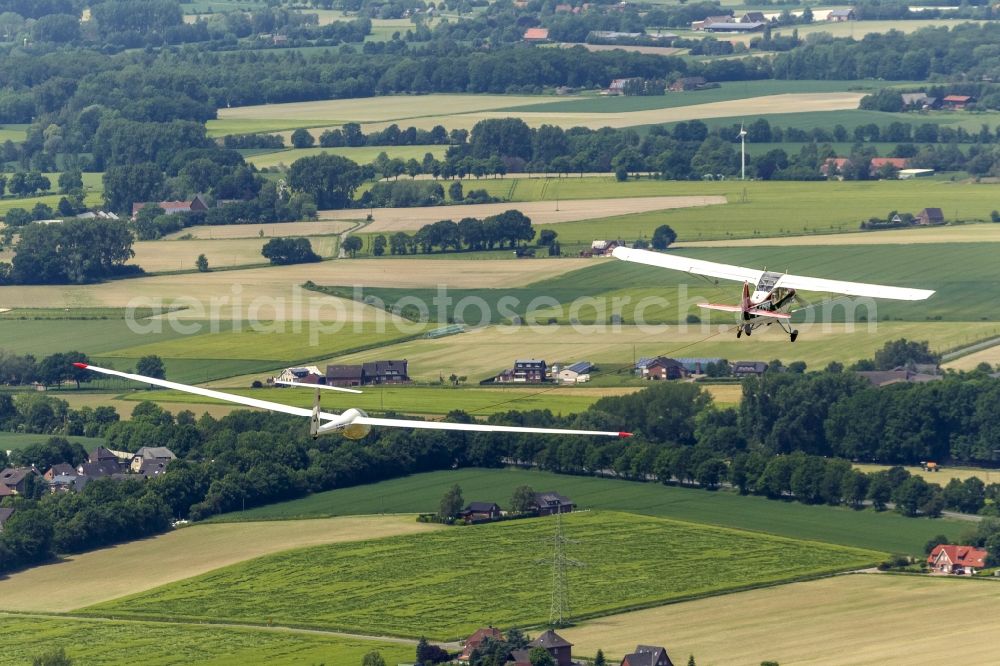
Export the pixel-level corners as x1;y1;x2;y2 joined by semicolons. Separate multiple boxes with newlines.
869;157;909;176
523;28;550;41
459;627;503;662
927;544;988;574
942;95;973;109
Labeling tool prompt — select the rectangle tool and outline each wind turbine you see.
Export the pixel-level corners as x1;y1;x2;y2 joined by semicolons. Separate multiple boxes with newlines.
738;121;747;181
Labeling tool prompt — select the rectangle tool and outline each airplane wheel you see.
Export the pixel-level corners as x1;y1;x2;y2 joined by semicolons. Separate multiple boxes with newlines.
745;326;752;336
737;329;742;339
790;330;799;342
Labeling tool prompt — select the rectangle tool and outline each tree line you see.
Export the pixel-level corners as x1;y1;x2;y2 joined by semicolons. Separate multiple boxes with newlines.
375;210;537;255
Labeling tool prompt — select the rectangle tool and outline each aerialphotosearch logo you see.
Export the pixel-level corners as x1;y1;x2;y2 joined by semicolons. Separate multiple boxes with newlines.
124;283;880;346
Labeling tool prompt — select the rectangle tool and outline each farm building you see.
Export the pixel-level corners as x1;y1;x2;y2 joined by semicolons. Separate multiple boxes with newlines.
703;21;766;32
131;447;176;474
675;357;724;375
460;502;502;521
855;368;942;388
523;27;550;42
916;207;945;225
691;15;732;30
927;544;988;575
532;491;575;516
459;627;503;662
898;168;935;179
869;157;909;176
820;157;852;177
557;361;593;384
901;92;936;109
275;366;324;384
942;94;974;109
495;359;548;384
606;79;641;95
732;361;768;377
363;360;410;385
0;467;38;495
590;239;620;254
827;8;855;20
131;194;209;219
622;645;675;666
740;11;766;23
326;365;364;387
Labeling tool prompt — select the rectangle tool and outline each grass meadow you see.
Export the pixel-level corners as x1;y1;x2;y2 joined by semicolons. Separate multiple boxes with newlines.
210;468;967;554
0;615;415;666
563;574;1000;665
0;431;105;453
244;144;446;169
87;511;881;639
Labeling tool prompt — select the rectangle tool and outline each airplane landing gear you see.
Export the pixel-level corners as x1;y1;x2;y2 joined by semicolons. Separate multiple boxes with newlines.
790;329;799;342
736;328;742;339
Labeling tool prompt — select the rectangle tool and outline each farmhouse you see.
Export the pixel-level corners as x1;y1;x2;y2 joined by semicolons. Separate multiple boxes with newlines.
901;92;936;109
590;239;620;254
459;627;503;662
43;463;76;481
607;79;641;96
496;359;548;384
275;366;324;384
622;645;675;666
869;157;909;176
523;27;550;42
460;502;502;521
820;157;852;177
528;629;573;666
675;357;724;375
131;447;176;474
557;361;593;384
827;8;856;21
363;360;410;385
532;491;575;515
691;15;731;30
131;194;210;219
942;94;974;110
927;544;989;574
916;207;945;225
740;11;767;23
638;357;689;381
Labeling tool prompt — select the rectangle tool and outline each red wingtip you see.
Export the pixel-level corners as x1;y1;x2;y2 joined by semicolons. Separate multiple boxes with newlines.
72;362;89;369
619;431;633;438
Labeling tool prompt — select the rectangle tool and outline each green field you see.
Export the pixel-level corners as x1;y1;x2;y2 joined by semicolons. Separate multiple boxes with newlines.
0;431;105;453
87;511;881;639
677;108;1000;134
245;144;447;169
0;615;414;666
210;468;966;554
119;384;607;417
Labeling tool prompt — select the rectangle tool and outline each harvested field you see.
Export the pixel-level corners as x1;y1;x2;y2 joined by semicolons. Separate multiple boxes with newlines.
321;196;727;232
677;224;1000;247
853;462;1000;485
359;92;866;131
943;343;1000;371
163;220;355;239
0;516;438;613
561;574;1000;666
245;144;447;169
215;94;566;125
131;237;338;272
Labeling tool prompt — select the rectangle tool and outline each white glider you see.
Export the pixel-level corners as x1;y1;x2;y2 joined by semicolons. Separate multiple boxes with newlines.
74;363;630;440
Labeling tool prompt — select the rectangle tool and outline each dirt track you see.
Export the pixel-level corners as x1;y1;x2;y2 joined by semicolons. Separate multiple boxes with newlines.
320;195;727;232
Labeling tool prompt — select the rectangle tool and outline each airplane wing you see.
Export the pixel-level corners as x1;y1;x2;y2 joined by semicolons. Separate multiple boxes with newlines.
612;246;762;284
74;363;630;438
774;274;934;301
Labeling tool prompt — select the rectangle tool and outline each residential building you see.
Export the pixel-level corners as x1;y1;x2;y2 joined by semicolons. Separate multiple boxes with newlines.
131;447;176;474
732;361;768;377
916;207;945;225
641;357;689;381
77;459;124;479
496;360;548;384
607;78;641;95
622;645;675;666
136;459;171;478
362;360;410;384
557;361;592;384
827;8;856;21
869;157;909;176
49;474;86;493
459;627;503;662
460;502;502;521
88;446;124;465
675;357;724;375
0;467;38;494
927;544;988;574
740;11;766;22
532;491;575;516
523;27;550;41
326;364;365;387
131;195;209;219
529;629;573;666
44;463;76;481
590;240;620;254
820;157;852;178
0;507;14;533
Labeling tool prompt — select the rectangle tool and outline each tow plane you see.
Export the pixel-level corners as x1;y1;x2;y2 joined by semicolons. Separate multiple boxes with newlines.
73;363;631;440
612;247;934;341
